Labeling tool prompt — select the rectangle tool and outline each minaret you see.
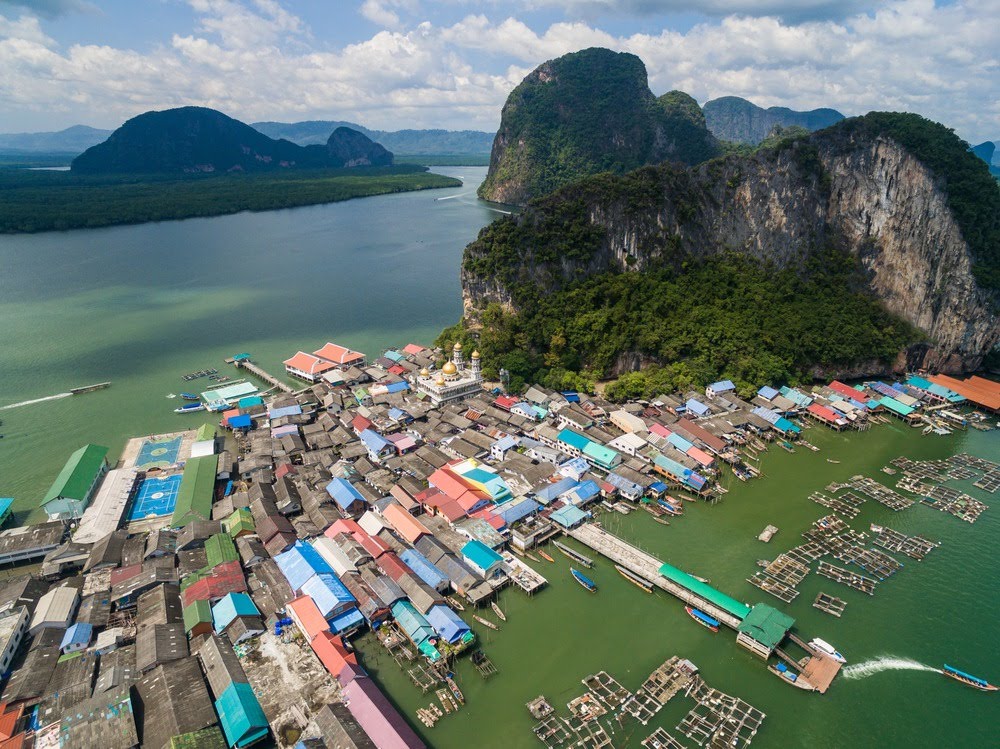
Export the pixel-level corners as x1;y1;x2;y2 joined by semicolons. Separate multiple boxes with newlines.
453;342;464;372
471;350;481;380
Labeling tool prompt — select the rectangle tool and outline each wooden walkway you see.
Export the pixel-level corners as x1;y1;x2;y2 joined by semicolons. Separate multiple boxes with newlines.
567;524;743;629
234;359;295;393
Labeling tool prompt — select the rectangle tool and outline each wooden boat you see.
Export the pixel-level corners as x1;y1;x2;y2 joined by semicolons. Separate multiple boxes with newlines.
525;552;540;562
656;498;683;516
446;675;465;705
179;392;199;400
757;559;770;568
446;596;465;611
70;381;110;395
571;568;597;592
652;516;670;525
685;606;719;632
553;541;593;568
780;441;796;453
769;662;818;691
615;564;653;593
491;601;506;622
869;524;885;535
826;458;841;464
472;615;498;630
941;664;999;691
538;551;555;563
690;574;711;584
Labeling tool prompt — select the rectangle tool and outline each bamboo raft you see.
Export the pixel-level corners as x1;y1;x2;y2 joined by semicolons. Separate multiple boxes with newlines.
436;688;457;713
552;540;593;568
849;476;915;511
642;728;686;749
870;526;939;560
817;561;877;595
747;572;799;603
812;592;847;617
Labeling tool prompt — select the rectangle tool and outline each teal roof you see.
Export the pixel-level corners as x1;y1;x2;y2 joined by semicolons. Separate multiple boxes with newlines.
582;441;619;468
557;428;590;451
551;505;588;528
213;592;260;633
878;396;915;416
390;600;435;646
42;444;108;504
658;562;751;620
216;681;269;748
461;539;503;571
737;603;795;649
0;498;13;520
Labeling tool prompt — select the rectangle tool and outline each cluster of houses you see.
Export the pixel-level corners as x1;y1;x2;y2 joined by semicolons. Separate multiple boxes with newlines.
0;337;987;749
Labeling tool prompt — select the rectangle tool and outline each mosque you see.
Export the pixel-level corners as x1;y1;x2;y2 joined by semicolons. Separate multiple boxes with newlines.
412;342;483;406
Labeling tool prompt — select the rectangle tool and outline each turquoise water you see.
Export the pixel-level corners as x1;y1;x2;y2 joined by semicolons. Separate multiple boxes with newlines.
0;167;496;519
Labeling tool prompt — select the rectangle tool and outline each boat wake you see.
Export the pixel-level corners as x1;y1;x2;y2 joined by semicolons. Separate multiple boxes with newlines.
1;392;72;410
842;656;939;680
435;192;472;201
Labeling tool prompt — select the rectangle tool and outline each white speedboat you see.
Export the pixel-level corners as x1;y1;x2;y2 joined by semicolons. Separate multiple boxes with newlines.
809;637;847;663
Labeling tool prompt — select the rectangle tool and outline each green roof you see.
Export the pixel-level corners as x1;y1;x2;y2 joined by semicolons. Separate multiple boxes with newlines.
195;423;216;441
169;726;228;749
183;599;213;632
223;508;255;537
583;441;619;468
737;603;796;649
171;454;218;527
42;444;108;505
658;562;751;620
205;533;239;568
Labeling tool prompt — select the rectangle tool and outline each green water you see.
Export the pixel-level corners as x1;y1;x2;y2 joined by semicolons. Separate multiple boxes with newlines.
1;167;997;746
0;167;497;520
362;424;999;748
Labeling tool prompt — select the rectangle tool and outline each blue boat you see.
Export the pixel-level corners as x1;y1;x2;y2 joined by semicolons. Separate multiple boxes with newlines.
685;606;719;632
180;392;200;400
942;664;998;691
571;568;597;592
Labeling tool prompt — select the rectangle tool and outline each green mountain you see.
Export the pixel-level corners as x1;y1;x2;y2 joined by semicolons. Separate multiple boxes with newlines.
0;124;112;153
71;107;393;174
970;140;995;164
252;120;493;155
478;48;720;205
455;112;1000;394
703;96;844;144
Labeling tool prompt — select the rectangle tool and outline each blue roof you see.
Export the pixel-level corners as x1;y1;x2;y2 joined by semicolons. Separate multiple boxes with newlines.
534;477;579;503
227;414;252;429
268;404;302;420
567;480;601;505
213;592;260;633
752;406;780;424
425;604;471;644
559;457;590;477
399;549;448;590
216;681;269;748
60;622;92;650
329;607;365;634
359;429;392;454
709;380;735;392
561;391;580;403
276;541;334;592
774;417;801;434
385;381;409;394
237;396;264;408
388;407;408;421
667;432;694;453
461;539;503;571
653;454;707;491
325;477;366;510
757;385;780;400
551;505;588;528
497;497;539;524
684;398;710;416
493;435;518;452
390;600;436;645
301;572;357;618
649;481;668;492
557;428;590;451
606;472;643;496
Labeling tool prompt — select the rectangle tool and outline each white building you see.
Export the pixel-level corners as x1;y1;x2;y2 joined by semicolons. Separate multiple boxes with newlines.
0;606;28;674
412;343;483;406
29;586;79;636
609;409;647;434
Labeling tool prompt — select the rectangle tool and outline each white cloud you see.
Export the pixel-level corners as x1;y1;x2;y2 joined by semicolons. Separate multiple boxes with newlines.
0;0;996;143
518;0;880;23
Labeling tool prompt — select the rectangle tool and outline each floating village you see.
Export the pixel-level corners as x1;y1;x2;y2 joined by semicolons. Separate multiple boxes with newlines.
0;340;997;749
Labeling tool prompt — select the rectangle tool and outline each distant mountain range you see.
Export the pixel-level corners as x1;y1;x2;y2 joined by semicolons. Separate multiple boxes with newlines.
0;125;112;153
703;96;845;144
71;107;392;174
251;121;493;155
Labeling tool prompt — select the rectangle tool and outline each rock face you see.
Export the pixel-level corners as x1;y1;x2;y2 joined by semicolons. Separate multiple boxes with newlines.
703;96;844;145
72;107;393;174
463;117;1000;373
325;127;393;167
478;48;719;205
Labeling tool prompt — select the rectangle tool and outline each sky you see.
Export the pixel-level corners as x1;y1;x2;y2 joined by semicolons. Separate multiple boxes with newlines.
0;0;996;142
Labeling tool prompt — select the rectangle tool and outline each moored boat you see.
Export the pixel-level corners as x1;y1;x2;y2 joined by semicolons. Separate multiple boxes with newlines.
539;551;555;563
553;540;593;568
446;596;465;611
615;565;653;593
525;552;540;562
685;606;719;632
491;602;506;622
809;638;847;663
769;662;818;691
870;524;885;534
656;498;683;516
472;614;498;630
174;402;205;413
446;674;465;705
571;568;597;592
180;392;199;400
941;664;999;691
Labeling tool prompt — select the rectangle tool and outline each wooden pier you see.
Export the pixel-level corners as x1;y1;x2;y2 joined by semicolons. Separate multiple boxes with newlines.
566;524;743;629
501;552;547;594
232;357;295;394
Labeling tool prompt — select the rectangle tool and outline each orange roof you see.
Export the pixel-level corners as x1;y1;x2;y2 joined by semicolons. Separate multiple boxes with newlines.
0;735;23;749
928;374;1000;411
389;485;417;511
313;342;365;365
310;631;358;679
382;503;430;544
428;466;485;509
288;595;330;640
0;703;22;741
283;351;335;376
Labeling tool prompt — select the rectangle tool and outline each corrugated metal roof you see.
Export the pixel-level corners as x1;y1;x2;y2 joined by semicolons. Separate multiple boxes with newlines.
301;573;356;618
42;444;108;504
659;562;750;620
172;455;219;527
276;541;334;592
342;677;426;749
216;681;269;748
737;603;795;648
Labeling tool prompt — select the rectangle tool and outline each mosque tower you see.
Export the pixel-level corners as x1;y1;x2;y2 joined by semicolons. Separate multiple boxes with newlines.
471;350;481;379
453;342;464;372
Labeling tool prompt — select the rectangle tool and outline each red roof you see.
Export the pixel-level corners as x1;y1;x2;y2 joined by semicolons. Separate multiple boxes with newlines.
402;343;426;355
110;564;142;587
493;395;518;411
807;403;843;423
678;418;726;452
287;595;329;640
325;519;364;539
376;552;412;582
687;446;715;467
649;423;672;439
387;365;406;376
275;463;297;480
828;380;863;400
427;467;484;510
352;414;373;434
354;532;391;559
223;409;241;423
313;342;365;365
471;508;506;531
284;351;335;376
180;560;246;607
0;736;23;749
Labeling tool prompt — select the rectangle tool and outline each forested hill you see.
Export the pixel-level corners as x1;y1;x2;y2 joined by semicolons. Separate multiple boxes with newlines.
477;48;720;206
72;107;393;174
454;112;1000;394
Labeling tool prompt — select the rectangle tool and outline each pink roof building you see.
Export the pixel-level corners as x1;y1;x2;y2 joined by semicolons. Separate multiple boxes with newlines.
283;352;336;382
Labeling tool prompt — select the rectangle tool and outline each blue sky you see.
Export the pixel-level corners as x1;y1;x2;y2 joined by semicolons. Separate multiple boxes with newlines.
0;0;995;142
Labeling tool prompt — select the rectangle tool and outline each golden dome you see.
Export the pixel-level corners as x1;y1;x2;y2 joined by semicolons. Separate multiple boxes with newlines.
419;367;430;377
435;375;446;386
453;342;462;351
471;350;481;359
442;361;457;375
